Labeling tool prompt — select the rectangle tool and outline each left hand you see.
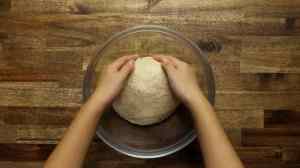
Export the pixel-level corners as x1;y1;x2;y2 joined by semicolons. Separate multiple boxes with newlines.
92;55;138;106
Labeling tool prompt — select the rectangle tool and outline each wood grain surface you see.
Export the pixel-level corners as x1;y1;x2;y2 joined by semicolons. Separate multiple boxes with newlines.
0;0;299;167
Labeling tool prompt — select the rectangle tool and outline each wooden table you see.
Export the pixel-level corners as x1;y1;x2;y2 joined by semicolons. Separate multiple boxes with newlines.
0;0;300;167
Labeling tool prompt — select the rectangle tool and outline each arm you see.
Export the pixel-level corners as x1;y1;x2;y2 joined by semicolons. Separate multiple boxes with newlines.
44;55;137;168
153;55;244;168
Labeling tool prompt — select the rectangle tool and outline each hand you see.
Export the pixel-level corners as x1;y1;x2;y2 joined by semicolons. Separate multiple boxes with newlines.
152;55;204;105
92;55;138;106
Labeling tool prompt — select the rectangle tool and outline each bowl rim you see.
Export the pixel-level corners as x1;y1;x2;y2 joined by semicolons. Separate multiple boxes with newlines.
83;25;215;159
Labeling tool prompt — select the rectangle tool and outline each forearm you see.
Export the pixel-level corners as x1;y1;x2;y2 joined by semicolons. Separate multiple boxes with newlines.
44;93;106;168
188;92;244;168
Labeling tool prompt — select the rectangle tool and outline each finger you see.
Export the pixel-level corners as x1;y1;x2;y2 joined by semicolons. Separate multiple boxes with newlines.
152;55;177;68
165;56;185;66
120;59;135;76
161;60;177;75
111;55;138;70
152;55;164;63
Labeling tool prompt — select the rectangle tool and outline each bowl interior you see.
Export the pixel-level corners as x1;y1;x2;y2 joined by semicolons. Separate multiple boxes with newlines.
84;26;214;157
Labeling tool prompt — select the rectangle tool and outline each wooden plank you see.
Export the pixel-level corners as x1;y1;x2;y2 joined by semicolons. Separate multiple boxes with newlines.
0;143;284;162
7;0;300;18
0;49;82;73
0;82;59;89
1;143;299;167
216;91;300;110
0;109;257;144
0;144;54;161
237;147;281;164
0;87;81;107
69;0;300;18
240;36;300;73
0;107;77;126
0;125;65;144
244;163;300;168
11;0;243;14
0;143;291;168
0;86;299;109
4;161;300;168
226;128;242;146
0;72;84;88
0;20;47;49
216;73;300;92
16;126;66;143
241;17;300;36
237;74;300;91
245;0;300;18
0;0;10;13
0;142;199;163
210;61;300;92
265;110;300;128
11;0;69;14
0;107;260;128
282;148;300;164
0;124;17;143
0;162;43;168
217;110;264;129
1;14;299;78
67;0;246;16
242;128;300;146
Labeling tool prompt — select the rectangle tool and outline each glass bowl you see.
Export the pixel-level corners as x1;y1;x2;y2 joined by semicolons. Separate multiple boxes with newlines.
83;25;215;158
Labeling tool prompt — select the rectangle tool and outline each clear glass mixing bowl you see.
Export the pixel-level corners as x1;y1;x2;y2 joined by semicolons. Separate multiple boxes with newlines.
83;25;215;158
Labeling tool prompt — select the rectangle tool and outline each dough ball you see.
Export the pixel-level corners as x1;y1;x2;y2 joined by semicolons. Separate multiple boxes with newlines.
113;57;179;126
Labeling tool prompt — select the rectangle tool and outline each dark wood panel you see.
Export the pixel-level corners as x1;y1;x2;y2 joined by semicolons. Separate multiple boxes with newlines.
2;143;300;168
242;128;300;146
265;110;300;128
0;0;10;13
0;162;43;168
0;88;81;107
237;146;281;164
282;148;300;164
244;163;300;168
1;161;299;168
0;107;77;126
0;143;286;162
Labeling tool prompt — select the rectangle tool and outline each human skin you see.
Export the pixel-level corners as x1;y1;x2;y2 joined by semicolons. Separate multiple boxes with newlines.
44;54;244;168
153;55;244;168
44;55;138;168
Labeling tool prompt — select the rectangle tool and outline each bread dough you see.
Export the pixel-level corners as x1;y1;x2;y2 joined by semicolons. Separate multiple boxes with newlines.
113;57;179;126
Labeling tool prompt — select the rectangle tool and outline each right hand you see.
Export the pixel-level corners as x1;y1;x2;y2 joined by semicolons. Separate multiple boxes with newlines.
152;55;204;105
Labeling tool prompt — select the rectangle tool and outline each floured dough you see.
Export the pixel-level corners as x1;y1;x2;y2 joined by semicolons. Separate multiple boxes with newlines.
113;57;179;126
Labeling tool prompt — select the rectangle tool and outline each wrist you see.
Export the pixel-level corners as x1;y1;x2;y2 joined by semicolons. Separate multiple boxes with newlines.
185;90;205;107
86;91;110;114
